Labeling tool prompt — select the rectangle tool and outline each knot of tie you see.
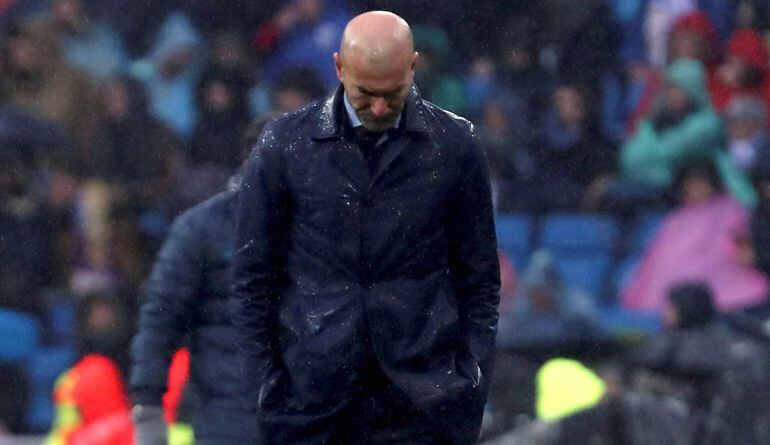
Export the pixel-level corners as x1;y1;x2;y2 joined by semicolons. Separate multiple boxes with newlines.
353;126;385;151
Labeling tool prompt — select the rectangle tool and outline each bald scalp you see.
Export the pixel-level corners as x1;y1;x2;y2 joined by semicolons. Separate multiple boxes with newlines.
339;11;414;71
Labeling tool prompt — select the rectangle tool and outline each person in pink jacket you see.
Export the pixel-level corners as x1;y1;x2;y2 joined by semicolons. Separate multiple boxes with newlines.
623;158;767;312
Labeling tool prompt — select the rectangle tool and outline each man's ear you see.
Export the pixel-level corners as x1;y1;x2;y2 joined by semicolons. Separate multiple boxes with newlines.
411;51;419;72
333;52;343;81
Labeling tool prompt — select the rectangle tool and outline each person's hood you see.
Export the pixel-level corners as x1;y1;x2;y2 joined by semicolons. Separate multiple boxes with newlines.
727;29;769;73
148;12;202;65
671;10;719;50
665;58;711;108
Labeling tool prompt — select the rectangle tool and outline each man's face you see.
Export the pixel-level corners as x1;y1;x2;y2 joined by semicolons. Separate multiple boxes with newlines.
670;30;708;62
334;50;416;131
728;117;763;140
553;86;585;126
664;84;690;113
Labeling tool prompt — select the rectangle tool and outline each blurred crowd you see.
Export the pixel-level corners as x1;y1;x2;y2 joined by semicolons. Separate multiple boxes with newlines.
4;0;770;441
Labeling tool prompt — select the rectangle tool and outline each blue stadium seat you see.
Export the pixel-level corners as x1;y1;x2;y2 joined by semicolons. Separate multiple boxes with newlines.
541;214;620;255
26;346;75;432
47;300;75;345
26;393;54;433
0;308;40;364
539;214;620;297
495;214;532;270
599;305;662;333
552;255;613;297
630;212;664;256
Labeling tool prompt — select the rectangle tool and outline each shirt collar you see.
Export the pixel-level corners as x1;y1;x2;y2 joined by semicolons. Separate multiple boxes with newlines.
343;91;401;130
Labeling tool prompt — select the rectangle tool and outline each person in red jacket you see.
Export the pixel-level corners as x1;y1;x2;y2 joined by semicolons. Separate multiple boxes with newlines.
717;28;770;127
46;294;193;445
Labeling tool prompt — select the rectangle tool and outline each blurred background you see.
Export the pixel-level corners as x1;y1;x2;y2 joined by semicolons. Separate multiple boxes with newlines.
3;0;770;443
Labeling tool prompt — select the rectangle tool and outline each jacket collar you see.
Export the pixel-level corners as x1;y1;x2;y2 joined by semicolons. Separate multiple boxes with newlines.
311;83;430;140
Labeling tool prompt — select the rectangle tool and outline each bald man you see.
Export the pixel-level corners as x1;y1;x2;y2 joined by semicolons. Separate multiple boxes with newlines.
231;11;500;445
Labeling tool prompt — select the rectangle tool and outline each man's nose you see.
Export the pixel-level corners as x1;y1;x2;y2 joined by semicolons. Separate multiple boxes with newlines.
370;98;390;117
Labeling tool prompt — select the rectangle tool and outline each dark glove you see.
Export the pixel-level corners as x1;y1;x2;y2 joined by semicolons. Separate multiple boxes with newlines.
132;405;167;445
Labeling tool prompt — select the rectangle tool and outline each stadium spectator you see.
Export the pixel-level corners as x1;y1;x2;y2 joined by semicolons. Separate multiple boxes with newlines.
412;24;466;114
39;0;128;81
497;250;603;352
534;83;617;212
90;75;181;202
188;66;252;169
622;159;767;312
620;58;755;207
725;96;769;174
130;12;204;140
715;28;770;121
270;66;326;114
255;0;352;89
627;282;770;444
2;18;100;152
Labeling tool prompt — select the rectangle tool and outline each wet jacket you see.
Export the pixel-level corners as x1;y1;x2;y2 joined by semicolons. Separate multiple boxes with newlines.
130;189;260;442
230;85;500;445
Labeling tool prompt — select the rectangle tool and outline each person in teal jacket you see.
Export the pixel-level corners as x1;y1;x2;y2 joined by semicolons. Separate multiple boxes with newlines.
621;58;756;206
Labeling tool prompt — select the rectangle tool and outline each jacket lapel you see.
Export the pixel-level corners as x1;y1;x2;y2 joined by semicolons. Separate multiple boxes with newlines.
313;84;432;194
328;140;371;194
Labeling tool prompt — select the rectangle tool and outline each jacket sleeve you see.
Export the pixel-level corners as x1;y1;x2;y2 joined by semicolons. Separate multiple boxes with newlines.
129;213;202;406
622;110;723;176
447;124;501;387
229;125;290;411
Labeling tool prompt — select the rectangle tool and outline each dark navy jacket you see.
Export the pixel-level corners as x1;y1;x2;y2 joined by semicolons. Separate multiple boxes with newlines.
230;85;500;445
130;189;259;441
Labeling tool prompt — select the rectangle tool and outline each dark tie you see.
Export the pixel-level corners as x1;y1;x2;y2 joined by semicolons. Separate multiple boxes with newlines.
353;126;385;173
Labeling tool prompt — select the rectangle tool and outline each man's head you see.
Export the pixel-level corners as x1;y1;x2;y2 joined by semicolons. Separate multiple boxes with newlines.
334;11;418;131
664;282;717;330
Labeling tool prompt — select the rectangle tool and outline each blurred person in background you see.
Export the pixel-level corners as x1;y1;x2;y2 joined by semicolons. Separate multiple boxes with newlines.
475;90;537;213
534;82;617;212
736;146;770;318
626;282;770;444
188;65;252;169
489;250;606;439
480;16;551;126
130;120;267;445
622;158;767;312
174;64;253;210
0;150;54;318
47;293;193;445
254;0;352;90
131;11;204;141
548;0;619;88
90;75;181;210
715;28;770;119
270;66;326;114
620;58;755;208
412;24;466;114
37;0;128;82
724;96;769;174
497;250;604;353
2;18;100;155
69;74;182;301
46;293;135;445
